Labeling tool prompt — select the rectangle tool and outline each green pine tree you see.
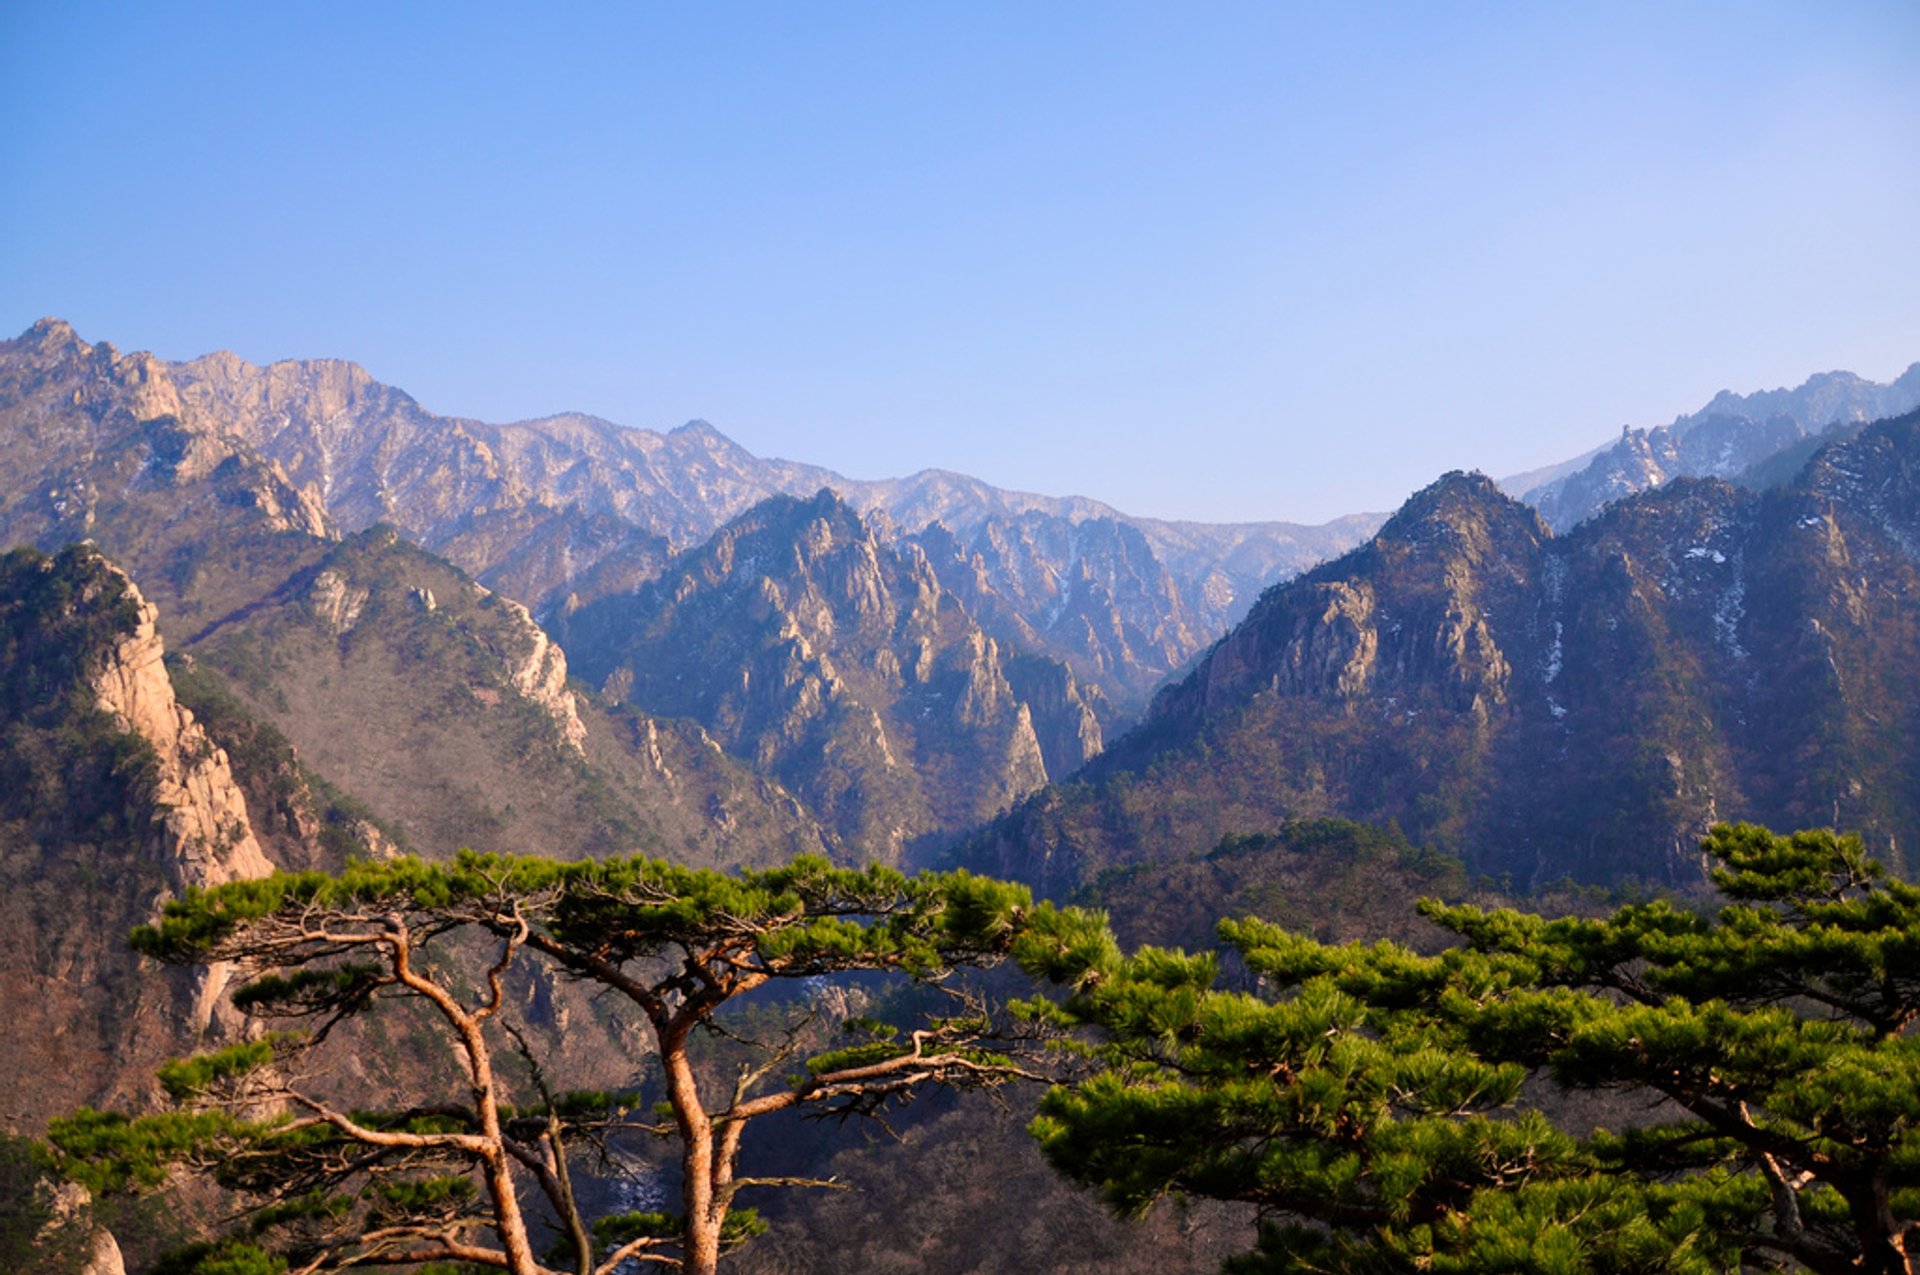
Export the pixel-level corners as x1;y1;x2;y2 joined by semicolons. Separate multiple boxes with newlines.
1016;823;1920;1273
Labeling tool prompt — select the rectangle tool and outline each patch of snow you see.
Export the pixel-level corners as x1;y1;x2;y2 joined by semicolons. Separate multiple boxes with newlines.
1715;552;1749;660
1684;547;1726;564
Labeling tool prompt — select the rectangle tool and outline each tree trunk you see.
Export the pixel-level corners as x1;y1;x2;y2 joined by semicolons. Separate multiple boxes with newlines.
481;1148;544;1275
662;1029;724;1275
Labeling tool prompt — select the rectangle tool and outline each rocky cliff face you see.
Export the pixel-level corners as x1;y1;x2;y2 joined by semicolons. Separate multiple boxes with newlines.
1154;474;1544;726
83;564;278;1044
555;491;1104;862
908;514;1212;713
307;553;589;756
965;411;1920;893
0;321;331;551
1521;363;1920;530
0;546;276;1130
88;574;276;889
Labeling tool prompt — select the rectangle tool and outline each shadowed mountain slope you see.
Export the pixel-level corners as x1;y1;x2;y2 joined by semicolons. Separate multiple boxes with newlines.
0;546;276;1129
962;410;1920;894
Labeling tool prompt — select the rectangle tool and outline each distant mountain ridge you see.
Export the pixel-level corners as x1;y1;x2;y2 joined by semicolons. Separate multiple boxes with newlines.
0;318;839;874
157;329;1379;709
1516;362;1920;529
32;317;1915;716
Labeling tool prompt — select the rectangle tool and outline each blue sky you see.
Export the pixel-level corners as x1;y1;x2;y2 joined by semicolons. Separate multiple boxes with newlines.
4;3;1917;523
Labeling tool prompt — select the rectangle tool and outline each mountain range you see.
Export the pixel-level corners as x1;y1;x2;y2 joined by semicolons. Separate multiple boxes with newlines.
160;329;1381;711
7;314;1920;1273
7;316;1918;890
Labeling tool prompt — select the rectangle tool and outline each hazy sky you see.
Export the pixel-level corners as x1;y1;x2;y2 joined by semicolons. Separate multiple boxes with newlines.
4;3;1917;523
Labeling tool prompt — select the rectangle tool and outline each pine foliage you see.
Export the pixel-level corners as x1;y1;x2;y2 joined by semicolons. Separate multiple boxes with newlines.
1018;823;1920;1273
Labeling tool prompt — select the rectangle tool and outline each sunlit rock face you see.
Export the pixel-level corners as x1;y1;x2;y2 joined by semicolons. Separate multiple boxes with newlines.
88;565;275;888
0;546;277;1129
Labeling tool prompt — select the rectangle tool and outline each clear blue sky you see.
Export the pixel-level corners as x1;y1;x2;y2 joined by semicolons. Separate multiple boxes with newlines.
4;3;1917;523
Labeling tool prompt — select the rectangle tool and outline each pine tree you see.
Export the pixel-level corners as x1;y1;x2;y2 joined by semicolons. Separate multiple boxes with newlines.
1017;824;1920;1273
49;852;1045;1275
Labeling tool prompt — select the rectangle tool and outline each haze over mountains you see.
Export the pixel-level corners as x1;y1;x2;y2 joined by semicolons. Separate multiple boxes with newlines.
1511;361;1920;528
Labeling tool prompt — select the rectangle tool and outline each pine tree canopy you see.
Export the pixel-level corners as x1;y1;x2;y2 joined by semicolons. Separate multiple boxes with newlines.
1017;824;1920;1274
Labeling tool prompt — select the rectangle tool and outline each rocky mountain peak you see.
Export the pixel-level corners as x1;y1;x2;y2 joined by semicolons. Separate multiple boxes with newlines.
555;489;1103;861
977;412;1920;894
1143;473;1538;737
1522;360;1920;530
660;417;763;467
173;350;397;432
0;321;335;598
4;319;174;419
671;418;727;440
20;316;87;355
1374;470;1547;562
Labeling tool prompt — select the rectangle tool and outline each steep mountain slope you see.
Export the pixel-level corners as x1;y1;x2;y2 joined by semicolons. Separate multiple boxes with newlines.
554;490;1103;862
906;514;1210;710
0;546;274;1130
1522;363;1920;529
964;410;1920;893
0;318;837;874
183;526;834;867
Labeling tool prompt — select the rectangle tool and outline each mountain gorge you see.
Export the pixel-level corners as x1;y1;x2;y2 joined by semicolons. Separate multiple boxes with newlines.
965;409;1920;894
